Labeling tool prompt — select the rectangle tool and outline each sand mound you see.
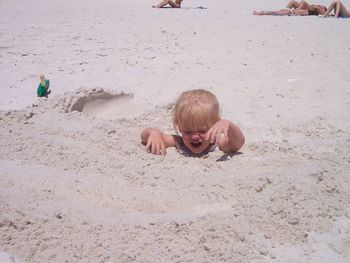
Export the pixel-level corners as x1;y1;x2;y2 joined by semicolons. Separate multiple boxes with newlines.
80;95;134;120
1;88;349;262
69;90;132;113
48;88;153;120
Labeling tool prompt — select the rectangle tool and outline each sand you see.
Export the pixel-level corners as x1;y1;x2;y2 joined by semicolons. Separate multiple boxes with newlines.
1;0;350;262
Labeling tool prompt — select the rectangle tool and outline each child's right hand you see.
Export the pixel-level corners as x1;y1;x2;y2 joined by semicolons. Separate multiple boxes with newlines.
145;129;167;155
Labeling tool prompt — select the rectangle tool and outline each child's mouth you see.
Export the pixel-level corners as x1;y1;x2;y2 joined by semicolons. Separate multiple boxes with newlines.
190;141;202;148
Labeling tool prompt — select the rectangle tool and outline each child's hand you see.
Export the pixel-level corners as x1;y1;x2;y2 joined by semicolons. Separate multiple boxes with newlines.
206;119;232;144
206;119;245;153
145;129;167;155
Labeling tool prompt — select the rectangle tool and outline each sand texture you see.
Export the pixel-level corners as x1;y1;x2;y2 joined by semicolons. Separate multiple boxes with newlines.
1;0;350;262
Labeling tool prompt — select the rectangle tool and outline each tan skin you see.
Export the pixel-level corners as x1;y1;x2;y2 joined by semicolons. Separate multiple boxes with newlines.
287;0;311;9
253;0;327;16
253;9;309;15
141;120;245;156
322;0;350;17
152;0;182;8
287;0;327;14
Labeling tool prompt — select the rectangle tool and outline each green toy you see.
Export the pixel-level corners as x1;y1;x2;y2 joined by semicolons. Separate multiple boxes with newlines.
37;74;50;97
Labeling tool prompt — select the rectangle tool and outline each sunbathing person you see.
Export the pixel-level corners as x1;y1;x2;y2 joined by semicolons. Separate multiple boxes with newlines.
253;0;327;16
286;0;326;13
152;0;182;8
322;0;350;17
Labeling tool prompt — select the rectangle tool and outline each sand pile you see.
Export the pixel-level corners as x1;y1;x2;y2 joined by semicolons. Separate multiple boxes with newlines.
1;87;349;262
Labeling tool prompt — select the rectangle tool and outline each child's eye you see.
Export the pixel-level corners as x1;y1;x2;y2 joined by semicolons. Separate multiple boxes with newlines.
183;130;207;135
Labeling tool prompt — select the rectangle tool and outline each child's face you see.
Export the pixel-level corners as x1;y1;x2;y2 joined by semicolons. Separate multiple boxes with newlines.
181;127;211;154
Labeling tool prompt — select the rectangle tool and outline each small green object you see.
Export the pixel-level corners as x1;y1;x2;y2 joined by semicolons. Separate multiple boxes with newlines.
37;79;50;97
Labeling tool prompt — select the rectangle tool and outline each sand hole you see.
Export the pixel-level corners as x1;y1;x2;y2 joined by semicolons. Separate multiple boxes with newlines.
70;91;146;120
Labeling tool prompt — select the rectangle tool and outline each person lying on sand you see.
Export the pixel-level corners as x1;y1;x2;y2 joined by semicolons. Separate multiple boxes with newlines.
286;0;326;12
152;0;182;8
140;89;245;157
253;0;327;16
321;0;350;17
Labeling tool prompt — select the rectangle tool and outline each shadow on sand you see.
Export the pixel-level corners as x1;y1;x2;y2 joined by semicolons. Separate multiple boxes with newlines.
216;151;243;162
158;6;207;9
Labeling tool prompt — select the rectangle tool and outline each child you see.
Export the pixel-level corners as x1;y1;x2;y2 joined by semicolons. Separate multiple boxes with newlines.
140;89;245;157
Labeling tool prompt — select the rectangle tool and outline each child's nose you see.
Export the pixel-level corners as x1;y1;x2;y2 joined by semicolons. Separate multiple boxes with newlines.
191;133;201;140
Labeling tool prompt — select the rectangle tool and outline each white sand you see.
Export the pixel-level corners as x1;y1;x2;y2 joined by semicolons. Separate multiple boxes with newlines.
1;0;350;262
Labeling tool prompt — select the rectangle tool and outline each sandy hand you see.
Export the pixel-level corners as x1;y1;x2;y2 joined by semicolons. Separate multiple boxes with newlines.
145;129;167;155
206;119;232;144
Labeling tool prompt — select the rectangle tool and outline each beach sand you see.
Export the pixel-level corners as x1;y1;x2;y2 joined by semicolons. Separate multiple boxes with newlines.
1;0;350;262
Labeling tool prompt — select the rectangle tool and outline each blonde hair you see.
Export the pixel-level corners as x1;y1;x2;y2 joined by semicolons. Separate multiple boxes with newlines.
172;89;220;134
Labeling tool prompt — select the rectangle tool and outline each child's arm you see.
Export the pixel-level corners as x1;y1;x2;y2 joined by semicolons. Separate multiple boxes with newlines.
206;119;245;153
140;128;180;155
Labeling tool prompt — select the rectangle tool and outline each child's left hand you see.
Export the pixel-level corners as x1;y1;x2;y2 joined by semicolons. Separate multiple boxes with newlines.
206;119;232;144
